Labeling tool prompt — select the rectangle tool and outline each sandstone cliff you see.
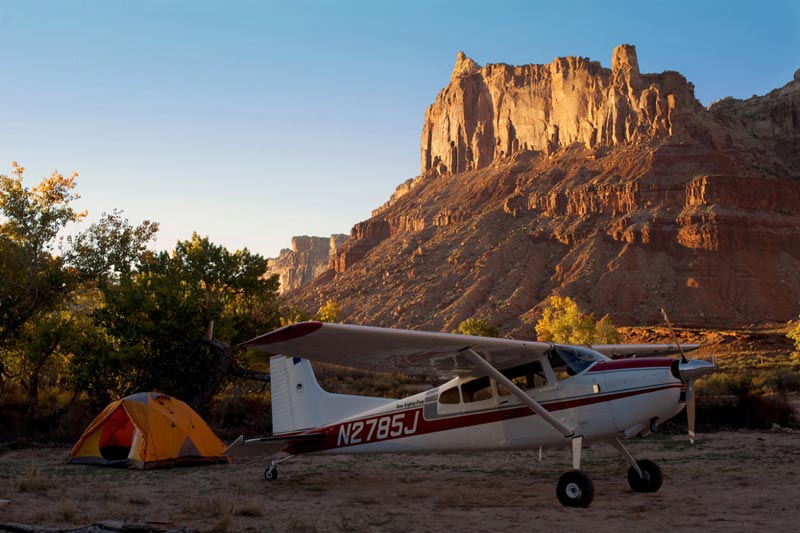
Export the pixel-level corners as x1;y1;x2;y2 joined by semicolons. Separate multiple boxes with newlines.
420;45;704;175
267;234;347;294
288;45;800;334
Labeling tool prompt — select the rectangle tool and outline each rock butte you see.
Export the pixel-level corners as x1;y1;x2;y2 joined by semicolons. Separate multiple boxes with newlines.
271;44;800;334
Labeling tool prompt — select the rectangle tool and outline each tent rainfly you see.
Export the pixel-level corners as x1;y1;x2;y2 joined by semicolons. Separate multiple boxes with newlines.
68;392;230;469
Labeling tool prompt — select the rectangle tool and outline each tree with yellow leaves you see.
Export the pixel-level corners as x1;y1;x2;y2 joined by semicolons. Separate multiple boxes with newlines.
535;296;619;345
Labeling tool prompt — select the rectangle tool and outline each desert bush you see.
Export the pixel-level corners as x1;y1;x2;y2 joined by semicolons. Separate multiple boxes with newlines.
662;393;799;432
788;318;800;351
452;318;499;338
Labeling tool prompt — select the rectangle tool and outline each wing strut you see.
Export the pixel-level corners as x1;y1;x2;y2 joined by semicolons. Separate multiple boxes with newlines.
461;348;574;439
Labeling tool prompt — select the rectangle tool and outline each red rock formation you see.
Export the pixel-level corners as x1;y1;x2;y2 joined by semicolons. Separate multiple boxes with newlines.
420;45;704;175
267;234;347;294
290;45;800;333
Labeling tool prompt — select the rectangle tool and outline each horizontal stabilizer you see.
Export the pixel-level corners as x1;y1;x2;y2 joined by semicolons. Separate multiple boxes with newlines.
224;434;324;457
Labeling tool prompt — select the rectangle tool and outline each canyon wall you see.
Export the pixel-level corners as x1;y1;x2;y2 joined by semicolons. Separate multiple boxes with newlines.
286;45;800;332
267;234;347;294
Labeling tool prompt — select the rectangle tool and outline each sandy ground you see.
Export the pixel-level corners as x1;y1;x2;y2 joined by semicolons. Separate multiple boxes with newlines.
1;430;798;532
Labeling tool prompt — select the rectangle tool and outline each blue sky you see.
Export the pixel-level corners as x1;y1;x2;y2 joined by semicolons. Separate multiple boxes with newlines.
1;0;798;258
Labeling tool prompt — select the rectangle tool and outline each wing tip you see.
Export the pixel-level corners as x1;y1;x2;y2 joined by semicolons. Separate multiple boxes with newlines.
242;321;324;348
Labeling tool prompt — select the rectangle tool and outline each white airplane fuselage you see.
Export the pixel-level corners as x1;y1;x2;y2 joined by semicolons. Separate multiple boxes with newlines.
276;358;684;457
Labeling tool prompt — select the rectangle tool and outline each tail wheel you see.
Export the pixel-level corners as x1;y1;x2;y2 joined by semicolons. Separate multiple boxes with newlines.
556;469;594;508
264;466;278;481
627;459;662;492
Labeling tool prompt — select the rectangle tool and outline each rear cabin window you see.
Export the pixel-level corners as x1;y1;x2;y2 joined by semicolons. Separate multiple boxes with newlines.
462;377;492;402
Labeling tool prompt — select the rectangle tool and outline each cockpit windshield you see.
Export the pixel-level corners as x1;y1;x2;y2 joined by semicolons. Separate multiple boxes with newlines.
551;345;610;376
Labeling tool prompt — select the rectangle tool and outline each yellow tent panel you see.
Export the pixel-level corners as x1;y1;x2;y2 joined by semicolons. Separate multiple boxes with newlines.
68;392;229;469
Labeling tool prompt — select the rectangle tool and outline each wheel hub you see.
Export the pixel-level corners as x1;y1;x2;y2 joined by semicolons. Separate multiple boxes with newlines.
565;482;581;499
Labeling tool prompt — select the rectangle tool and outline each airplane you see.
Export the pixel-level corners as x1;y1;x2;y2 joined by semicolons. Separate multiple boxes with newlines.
228;321;715;507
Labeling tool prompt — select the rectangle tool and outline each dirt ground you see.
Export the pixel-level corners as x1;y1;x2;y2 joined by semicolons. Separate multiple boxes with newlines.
1;430;798;532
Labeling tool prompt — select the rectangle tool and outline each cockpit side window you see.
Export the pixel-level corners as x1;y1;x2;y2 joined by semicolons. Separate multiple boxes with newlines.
498;361;548;396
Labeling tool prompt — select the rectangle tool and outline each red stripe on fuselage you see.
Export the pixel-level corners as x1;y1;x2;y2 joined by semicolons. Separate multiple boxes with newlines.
283;383;681;455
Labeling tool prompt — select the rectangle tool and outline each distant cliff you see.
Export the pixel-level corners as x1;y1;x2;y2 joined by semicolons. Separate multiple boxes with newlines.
421;45;705;175
286;45;800;333
267;234;347;294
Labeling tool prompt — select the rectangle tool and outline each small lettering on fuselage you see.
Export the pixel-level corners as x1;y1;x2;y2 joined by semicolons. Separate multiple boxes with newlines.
337;410;420;447
395;399;424;410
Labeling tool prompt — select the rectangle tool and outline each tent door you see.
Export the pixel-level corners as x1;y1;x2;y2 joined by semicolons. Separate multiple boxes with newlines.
99;407;134;461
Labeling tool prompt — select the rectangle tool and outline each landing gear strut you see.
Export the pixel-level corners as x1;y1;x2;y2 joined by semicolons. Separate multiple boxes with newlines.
556;435;595;507
613;437;663;493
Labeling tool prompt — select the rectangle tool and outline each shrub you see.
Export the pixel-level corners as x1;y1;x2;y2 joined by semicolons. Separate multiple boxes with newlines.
452;318;499;338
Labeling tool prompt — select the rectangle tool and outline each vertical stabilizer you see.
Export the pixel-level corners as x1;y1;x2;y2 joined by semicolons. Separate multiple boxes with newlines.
269;355;395;435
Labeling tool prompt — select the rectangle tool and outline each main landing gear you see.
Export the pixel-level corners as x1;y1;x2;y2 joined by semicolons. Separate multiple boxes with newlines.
556;436;663;507
556;469;595;507
626;458;663;492
264;457;292;481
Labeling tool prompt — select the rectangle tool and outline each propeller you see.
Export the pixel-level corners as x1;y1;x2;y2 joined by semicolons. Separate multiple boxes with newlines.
661;308;714;443
686;380;696;444
661;308;687;364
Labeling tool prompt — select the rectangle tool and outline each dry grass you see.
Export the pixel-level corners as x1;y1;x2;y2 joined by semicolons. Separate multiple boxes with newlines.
16;463;55;493
1;431;799;531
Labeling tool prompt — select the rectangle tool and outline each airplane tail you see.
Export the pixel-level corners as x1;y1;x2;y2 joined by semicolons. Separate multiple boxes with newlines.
269;355;395;435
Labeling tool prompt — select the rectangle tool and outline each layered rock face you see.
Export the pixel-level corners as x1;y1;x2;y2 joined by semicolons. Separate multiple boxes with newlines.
267;234;347;294
288;45;800;333
421;45;703;175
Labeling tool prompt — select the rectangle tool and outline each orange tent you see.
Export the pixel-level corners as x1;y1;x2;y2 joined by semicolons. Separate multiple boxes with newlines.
68;392;229;469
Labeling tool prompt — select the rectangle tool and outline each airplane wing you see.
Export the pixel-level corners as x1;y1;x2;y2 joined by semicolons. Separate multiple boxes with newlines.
591;343;700;358
241;321;552;376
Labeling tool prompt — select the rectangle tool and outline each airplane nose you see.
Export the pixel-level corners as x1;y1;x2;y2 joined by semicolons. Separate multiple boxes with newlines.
677;359;716;382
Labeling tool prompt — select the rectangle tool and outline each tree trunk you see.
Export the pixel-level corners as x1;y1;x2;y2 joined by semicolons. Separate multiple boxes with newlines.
190;338;235;414
26;367;40;424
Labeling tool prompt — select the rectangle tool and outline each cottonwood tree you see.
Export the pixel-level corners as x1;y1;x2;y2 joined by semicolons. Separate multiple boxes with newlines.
74;232;281;410
0;163;84;418
535;296;620;345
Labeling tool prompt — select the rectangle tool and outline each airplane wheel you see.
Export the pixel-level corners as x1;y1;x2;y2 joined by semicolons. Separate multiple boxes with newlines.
556;469;594;508
627;459;662;493
264;466;278;481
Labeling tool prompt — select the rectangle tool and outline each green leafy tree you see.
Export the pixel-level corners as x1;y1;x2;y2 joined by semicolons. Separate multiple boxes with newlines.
73;232;281;407
595;314;621;344
535;296;619;345
65;209;158;283
452;318;500;338
0;163;85;418
0;163;84;346
280;307;312;326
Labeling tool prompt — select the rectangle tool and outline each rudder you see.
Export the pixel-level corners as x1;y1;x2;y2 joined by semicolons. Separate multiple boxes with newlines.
269;355;395;435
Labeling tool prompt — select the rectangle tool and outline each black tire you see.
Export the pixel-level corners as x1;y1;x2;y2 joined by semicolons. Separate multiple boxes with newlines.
627;459;662;493
556;469;595;508
264;466;278;481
